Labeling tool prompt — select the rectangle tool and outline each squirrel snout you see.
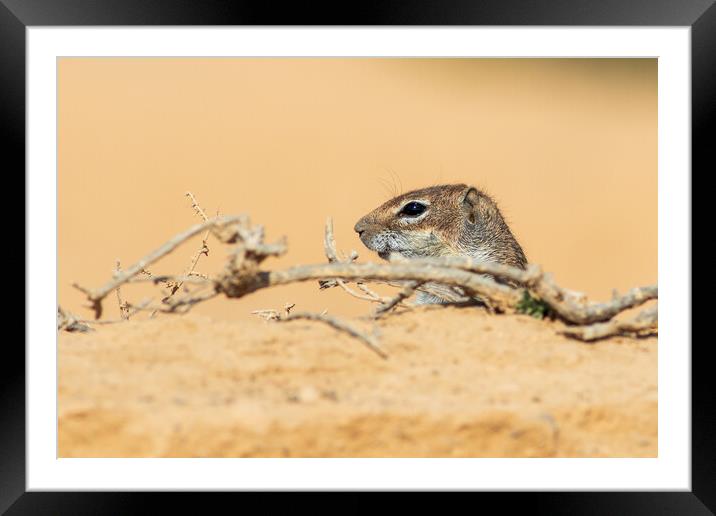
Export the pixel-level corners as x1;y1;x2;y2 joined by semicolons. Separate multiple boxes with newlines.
354;220;367;236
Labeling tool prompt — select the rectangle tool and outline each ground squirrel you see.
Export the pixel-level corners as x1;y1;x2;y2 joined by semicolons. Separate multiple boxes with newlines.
354;184;527;304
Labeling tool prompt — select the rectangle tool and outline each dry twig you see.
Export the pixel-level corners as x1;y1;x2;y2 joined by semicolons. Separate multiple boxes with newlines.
72;215;246;318
114;260;130;320
282;311;386;359
285;311;386;359
72;299;156;326
388;255;657;324
161;192;213;303
57;306;93;333
68;207;658;347
355;282;385;302
252;303;296;321
373;280;423;318
561;304;658;341
126;290;219;315
252;303;385;358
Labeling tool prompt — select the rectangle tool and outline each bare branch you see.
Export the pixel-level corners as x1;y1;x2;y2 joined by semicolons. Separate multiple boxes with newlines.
335;280;388;303
73;299;156;326
392;255;657;324
217;261;522;311
392;255;541;286
251;301;386;358
252;309;282;321
69;210;657;342
57;306;93;333
125;290;219;316
160;192;214;307
127;274;211;286
374;280;422;318
533;279;657;325
252;303;296;321
324;216;339;263
73;215;245;318
186;191;210;222
281;311;387;359
319;217;361;292
355;282;385;302
561;304;658;341
114;260;130;320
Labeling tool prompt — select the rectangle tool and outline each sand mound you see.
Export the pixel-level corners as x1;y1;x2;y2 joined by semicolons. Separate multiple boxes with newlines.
58;307;656;457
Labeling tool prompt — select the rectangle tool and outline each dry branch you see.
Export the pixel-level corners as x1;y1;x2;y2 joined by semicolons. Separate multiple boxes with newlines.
336;280;388;303
114;260;130;320
355;282;385;302
561;304;658;341
393;255;542;285
127;274;210;285
68;208;657;346
72;215;245;318
281;311;387;359
323;216;340;263
186;191;209;222
165;192;213;299
252;303;386;358
73;299;155;326
391;255;657;324
319;217;361;292
533;279;657;325
373;280;422;318
126;290;219;315
57;307;93;333
252;303;296;321
218;261;522;311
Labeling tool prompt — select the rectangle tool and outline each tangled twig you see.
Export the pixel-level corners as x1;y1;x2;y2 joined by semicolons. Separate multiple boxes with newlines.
373;280;423;318
72;215;246;318
387;255;657;325
253;306;386;359
67;204;657;348
561;304;658;341
282;311;387;359
162;192;213;301
57;306;93;333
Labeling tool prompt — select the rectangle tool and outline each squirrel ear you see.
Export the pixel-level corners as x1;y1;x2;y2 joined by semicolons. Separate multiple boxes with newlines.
462;187;480;224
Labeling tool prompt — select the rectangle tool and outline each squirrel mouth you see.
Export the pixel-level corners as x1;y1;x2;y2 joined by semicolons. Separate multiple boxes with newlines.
378;249;405;260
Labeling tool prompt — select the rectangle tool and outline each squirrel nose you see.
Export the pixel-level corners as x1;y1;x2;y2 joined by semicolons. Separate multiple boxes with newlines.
354;220;366;236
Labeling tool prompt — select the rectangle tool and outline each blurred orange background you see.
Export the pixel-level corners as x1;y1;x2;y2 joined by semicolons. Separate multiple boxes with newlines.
58;58;657;321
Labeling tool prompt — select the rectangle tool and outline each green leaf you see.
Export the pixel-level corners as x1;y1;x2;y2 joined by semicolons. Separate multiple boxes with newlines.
516;291;551;320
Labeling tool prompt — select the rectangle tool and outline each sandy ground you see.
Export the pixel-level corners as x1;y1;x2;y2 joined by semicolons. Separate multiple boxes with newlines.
58;307;657;458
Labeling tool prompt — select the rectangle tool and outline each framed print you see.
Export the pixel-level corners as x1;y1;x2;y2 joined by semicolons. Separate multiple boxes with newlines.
4;0;712;512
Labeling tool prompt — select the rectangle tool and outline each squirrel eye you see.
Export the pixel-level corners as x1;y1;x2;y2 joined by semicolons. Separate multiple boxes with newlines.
400;202;427;217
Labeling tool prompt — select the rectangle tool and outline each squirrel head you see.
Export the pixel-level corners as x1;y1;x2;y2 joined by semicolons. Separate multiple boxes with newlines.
354;183;527;269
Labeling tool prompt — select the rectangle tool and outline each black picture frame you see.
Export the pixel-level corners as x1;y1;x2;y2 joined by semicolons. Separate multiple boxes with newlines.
4;0;709;512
